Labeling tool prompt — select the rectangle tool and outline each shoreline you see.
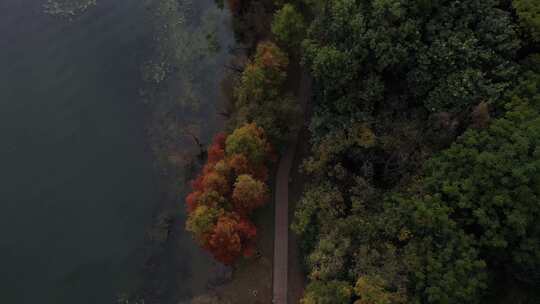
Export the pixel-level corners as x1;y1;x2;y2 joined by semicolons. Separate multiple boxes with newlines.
133;1;308;303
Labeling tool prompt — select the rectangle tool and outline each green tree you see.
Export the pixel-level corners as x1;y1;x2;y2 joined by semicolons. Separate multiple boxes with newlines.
301;280;353;304
354;275;405;304
292;181;346;237
236;41;288;105
424;97;540;282
513;0;540;42
386;194;488;303
232;41;300;143
225;123;270;165
271;4;306;48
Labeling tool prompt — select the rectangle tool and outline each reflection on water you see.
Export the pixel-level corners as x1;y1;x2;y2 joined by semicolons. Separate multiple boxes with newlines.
138;0;238;302
0;0;156;303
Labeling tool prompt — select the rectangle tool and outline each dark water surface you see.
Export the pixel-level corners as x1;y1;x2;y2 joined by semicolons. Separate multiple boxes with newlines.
0;0;157;302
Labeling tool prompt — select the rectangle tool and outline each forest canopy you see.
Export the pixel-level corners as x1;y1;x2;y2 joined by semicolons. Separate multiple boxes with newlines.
291;0;540;303
230;40;301;144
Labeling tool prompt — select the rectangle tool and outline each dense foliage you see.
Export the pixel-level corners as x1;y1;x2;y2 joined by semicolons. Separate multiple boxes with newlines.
271;4;306;48
230;41;300;144
185;123;273;264
295;72;540;304
302;0;521;139
291;0;540;303
513;0;540;42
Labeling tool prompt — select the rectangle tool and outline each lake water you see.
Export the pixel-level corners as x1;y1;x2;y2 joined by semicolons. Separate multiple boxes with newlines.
0;0;157;302
0;0;238;302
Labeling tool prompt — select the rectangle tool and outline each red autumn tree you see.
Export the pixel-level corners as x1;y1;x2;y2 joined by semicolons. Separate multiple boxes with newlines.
206;213;257;265
235;216;257;258
186;191;202;213
185;123;273;265
207;133;226;164
190;174;204;192
232;174;268;215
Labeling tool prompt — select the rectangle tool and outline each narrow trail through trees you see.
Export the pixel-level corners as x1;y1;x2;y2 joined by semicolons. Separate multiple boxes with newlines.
273;70;311;304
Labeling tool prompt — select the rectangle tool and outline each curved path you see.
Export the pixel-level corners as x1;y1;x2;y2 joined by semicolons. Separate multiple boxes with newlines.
273;70;311;304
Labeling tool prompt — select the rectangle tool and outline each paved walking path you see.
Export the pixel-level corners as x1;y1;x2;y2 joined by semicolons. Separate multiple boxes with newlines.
273;71;311;304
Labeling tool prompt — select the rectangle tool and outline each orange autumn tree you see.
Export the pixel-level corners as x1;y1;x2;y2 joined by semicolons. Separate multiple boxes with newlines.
184;123;273;265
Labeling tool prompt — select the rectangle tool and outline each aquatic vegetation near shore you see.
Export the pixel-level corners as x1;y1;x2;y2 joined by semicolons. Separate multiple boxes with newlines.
44;0;96;17
141;0;234;175
142;0;225;109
